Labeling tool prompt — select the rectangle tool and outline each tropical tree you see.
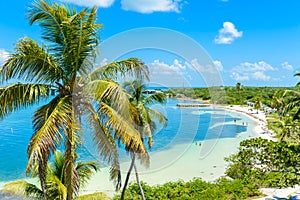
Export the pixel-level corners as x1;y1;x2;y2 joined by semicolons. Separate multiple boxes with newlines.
0;1;149;199
2;151;98;200
254;98;261;114
295;72;300;87
236;82;242;103
120;80;167;200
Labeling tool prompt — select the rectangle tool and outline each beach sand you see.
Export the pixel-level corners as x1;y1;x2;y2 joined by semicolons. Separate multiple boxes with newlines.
80;105;268;197
1;105;284;199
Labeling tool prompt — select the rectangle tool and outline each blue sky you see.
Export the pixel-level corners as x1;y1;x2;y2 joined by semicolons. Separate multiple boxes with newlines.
1;0;300;87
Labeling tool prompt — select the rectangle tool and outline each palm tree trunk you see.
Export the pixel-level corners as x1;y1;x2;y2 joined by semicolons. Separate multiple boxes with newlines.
133;161;146;200
121;152;135;200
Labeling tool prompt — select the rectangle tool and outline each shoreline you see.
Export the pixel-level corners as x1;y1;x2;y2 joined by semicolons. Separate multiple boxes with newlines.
0;102;276;198
213;104;276;141
81;105;267;197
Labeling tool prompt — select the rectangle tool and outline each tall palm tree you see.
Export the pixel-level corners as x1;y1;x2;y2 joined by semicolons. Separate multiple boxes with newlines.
2;151;98;200
236;82;242;103
295;72;300;87
120;80;167;200
0;1;148;199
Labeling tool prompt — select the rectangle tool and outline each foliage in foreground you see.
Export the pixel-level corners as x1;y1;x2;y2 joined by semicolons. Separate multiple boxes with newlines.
113;178;261;200
2;151;98;200
76;192;110;200
226;138;300;188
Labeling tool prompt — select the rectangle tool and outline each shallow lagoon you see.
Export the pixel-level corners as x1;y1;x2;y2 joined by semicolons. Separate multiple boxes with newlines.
0;98;257;191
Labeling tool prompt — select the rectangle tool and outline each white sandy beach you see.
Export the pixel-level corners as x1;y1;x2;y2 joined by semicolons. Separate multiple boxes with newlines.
81;105;272;197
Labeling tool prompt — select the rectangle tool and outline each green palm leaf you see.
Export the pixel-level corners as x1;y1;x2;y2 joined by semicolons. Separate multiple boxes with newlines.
90;58;149;81
86;103;122;190
0;83;49;119
99;102;149;163
85;79;131;118
27;96;72;179
0;38;65;84
45;175;67;200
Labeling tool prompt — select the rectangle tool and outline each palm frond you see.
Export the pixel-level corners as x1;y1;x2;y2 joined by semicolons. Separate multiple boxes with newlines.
0;38;65;83
86;103;122;190
45;175;67;200
148;107;168;127
143;92;167;105
0;83;49;119
52;150;65;183
28;0;73;49
90;58;149;81
76;160;98;188
99;102;149;164
85;79;131;119
27;96;72;182
2;180;43;199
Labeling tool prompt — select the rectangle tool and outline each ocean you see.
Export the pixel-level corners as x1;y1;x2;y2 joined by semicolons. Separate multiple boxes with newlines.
0;98;251;183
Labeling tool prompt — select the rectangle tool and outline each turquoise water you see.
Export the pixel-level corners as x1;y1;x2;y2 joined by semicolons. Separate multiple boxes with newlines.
0;98;252;182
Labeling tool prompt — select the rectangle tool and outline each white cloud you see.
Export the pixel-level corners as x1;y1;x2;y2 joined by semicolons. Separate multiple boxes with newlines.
253;71;270;81
0;49;9;66
232;61;276;72
281;61;294;71
150;59;186;75
230;72;249;81
60;0;115;8
213;60;223;71
149;59;189;86
214;22;243;44
231;61;275;82
121;0;183;14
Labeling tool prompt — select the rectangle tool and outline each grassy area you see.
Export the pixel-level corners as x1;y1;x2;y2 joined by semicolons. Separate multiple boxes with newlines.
76;192;111;200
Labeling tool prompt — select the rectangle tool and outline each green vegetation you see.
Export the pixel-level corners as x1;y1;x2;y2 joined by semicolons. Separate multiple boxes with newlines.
76;192;111;200
2;151;98;199
166;86;297;106
113;178;262;200
225;138;300;188
225;78;300;189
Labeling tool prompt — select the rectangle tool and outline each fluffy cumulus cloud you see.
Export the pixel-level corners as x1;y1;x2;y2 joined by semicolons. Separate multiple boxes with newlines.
281;61;294;71
149;59;190;86
231;61;275;81
230;72;249;81
121;0;183;13
60;0;115;8
214;22;243;44
253;71;270;81
232;61;276;72
213;60;223;71
150;59;186;75
0;49;9;66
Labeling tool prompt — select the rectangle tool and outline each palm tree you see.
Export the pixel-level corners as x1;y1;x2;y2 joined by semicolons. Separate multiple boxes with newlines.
236;82;242;104
2;151;98;200
295;72;300;87
0;1;149;199
120;80;167;200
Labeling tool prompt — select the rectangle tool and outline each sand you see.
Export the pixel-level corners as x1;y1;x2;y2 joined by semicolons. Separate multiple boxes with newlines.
80;105;271;197
1;104;285;199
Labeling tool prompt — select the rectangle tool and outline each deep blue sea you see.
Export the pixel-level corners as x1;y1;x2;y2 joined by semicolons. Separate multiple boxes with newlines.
0;98;250;183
